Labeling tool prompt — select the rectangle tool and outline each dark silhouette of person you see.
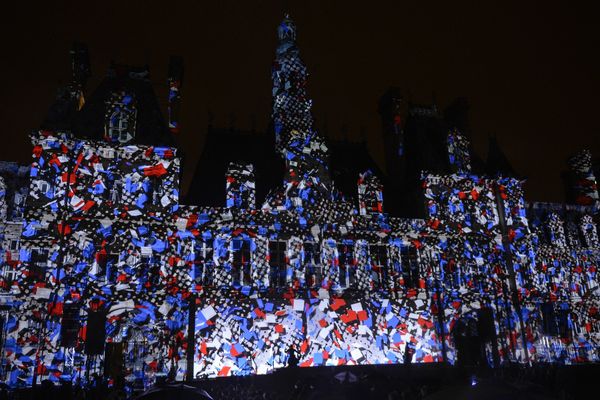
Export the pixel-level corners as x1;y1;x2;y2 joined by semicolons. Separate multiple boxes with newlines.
288;345;299;368
403;342;415;365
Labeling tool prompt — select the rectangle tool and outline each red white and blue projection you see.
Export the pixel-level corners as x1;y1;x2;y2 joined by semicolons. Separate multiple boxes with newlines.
0;14;598;390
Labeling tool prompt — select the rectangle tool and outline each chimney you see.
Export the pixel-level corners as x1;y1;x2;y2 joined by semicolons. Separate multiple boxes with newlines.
567;149;599;206
167;56;184;134
358;170;383;216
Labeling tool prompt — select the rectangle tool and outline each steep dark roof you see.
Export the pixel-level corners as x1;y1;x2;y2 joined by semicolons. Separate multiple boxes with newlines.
184;128;384;208
41;87;82;132
328;139;383;202
70;65;175;148
486;136;519;177
184;128;284;207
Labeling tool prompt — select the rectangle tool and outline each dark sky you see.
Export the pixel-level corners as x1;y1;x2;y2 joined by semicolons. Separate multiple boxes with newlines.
1;0;599;202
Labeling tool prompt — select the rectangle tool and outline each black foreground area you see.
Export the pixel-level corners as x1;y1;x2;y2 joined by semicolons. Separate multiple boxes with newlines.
0;363;597;400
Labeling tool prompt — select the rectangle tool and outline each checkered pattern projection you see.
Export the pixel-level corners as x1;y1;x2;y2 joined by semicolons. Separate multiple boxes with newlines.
1;132;188;387
0;14;599;390
569;149;599;206
270;14;332;202
423;174;599;364
447;128;472;174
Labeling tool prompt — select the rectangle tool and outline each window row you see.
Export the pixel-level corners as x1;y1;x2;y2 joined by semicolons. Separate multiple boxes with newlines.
32;174;166;206
2;242;423;291
191;240;423;290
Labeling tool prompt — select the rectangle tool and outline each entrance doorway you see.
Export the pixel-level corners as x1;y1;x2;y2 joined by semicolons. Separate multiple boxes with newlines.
453;309;499;368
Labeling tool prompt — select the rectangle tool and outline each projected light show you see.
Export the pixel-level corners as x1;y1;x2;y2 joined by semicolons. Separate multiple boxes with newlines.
0;5;598;400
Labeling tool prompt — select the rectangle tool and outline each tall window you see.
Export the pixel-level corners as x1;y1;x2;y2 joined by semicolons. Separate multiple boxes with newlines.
111;111;129;142
1;264;18;285
304;242;321;288
146;264;160;286
106;253;120;282
369;244;388;289
541;302;570;339
12;192;26;219
232;238;252;286
105;174;123;204
269;241;287;288
60;302;81;348
191;242;203;286
337;244;354;289
443;257;460;288
97;253;120;282
148;177;164;205
193;242;213;286
400;245;420;289
29;248;48;280
9;239;19;252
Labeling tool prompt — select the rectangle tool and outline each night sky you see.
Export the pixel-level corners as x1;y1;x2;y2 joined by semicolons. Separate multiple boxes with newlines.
1;0;598;203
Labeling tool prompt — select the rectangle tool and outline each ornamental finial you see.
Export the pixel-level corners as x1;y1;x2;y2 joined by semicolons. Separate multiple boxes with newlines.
278;13;296;43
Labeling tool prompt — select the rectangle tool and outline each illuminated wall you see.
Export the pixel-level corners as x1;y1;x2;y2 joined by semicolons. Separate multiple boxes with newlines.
0;13;598;391
1;131;189;386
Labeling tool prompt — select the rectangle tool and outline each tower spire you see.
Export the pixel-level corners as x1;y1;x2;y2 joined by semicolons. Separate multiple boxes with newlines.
271;14;331;204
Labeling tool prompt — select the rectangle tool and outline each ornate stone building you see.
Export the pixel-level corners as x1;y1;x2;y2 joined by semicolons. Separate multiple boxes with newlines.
0;15;598;389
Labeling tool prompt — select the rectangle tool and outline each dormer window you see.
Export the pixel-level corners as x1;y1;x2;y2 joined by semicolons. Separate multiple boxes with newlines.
105;91;137;144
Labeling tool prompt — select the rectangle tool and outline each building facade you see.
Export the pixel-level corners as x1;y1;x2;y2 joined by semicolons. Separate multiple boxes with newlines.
0;15;598;388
